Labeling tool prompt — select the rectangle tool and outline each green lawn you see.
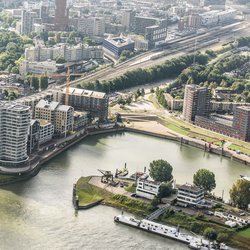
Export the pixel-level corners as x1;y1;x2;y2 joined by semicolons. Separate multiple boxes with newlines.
228;144;250;156
125;184;136;193
237;228;250;238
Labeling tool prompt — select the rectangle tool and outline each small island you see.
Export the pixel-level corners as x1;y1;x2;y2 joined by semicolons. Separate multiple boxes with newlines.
73;160;250;250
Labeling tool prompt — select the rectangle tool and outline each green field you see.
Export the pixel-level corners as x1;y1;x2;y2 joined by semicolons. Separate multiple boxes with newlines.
228;144;250;156
237;228;250;238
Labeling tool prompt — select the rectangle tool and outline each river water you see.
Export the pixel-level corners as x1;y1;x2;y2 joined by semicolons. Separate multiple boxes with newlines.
0;132;249;250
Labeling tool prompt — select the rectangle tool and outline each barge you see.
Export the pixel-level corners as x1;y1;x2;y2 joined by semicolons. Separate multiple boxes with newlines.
114;214;228;250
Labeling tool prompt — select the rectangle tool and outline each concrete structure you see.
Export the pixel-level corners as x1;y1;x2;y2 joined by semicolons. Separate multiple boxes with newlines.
145;25;167;49
183;85;210;122
177;184;205;206
103;36;135;58
35;100;74;136
28;119;40;154
38;119;54;144
0;102;30;168
202;0;226;10
73;111;89;130
136;174;162;200
121;9;135;31
186;14;202;29
20;9;37;34
233;106;250;142
19;60;57;76
164;94;183;111
24;44;103;63
54;87;109;121
54;0;69;31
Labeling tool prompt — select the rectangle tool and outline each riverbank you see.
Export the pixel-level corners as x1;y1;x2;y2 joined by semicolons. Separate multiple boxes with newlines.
1;123;249;187
75;175;250;250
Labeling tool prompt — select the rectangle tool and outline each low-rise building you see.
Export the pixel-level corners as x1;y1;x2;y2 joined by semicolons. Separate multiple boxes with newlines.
164;93;184;111
19;60;57;76
136;174;162;200
177;184;205;206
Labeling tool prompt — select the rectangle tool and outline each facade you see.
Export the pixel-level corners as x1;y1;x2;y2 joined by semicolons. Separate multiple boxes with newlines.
202;0;226;10
73;111;89;130
35;100;74;136
20;10;37;34
0;102;30;168
164;94;183;111
54;0;69;31
103;36;135;58
136;174;162;200
38;119;54;144
177;184;205;206
145;25;168;49
24;44;103;63
28;119;40;154
54;87;109;121
134;16;158;34
233;106;250;142
19;60;57;76
121;9;135;31
186;14;202;29
183;85;210;122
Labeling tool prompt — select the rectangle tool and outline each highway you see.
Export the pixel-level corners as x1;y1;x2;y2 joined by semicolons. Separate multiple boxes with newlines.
65;21;250;88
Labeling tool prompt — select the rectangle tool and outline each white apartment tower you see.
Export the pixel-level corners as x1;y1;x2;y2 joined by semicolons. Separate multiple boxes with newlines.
0;102;30;168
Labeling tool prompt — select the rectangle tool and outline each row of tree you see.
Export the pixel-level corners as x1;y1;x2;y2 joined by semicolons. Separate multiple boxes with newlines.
79;53;209;93
27;75;49;91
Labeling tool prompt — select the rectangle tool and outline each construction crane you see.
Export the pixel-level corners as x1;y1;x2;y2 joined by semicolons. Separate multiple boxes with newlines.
28;67;86;106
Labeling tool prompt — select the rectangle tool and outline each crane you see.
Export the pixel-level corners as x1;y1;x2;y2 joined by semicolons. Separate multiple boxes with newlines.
27;67;86;106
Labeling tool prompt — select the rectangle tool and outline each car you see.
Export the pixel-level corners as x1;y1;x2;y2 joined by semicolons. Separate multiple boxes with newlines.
130;193;137;197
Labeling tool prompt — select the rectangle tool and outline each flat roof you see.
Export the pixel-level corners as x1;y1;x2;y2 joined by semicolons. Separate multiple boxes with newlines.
36;100;59;110
0;101;30;112
179;184;204;192
62;87;107;99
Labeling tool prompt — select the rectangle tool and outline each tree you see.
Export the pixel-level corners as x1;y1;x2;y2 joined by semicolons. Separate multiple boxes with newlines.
40;76;48;90
158;183;173;199
193;169;216;193
217;233;229;243
204;227;217;241
56;57;66;64
149;159;173;182
230;179;250;210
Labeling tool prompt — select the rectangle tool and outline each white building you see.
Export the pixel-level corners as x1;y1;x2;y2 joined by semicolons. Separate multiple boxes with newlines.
19;60;57;76
177;184;205;206
38;119;54;144
0;102;31;169
24;44;103;63
136;174;162;200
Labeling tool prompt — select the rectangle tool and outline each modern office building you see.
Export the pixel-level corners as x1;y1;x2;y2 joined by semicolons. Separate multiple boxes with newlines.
54;0;69;31
177;184;205;206
233;106;250;142
54;87;109;121
28;119;40;154
183;85;210;122
0;102;31;168
35;100;74;136
103;36;135;58
20;9;37;34
145;25;168;49
38;119;54;144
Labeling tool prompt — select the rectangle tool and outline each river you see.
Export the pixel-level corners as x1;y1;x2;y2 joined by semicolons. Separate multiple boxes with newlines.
0;132;249;250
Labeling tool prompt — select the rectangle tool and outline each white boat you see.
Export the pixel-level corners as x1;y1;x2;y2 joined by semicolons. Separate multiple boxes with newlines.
114;215;229;250
240;175;250;182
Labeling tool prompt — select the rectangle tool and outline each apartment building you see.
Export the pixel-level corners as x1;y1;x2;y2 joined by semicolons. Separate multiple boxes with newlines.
0;102;31;168
54;87;109;121
183;85;210;122
35;100;74;136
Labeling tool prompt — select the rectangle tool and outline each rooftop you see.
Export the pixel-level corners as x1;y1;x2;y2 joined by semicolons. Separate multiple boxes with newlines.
36;100;59;110
0;101;30;112
178;183;204;193
61;87;107;99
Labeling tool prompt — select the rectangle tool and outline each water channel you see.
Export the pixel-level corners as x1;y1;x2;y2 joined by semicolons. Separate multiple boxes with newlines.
0;132;249;250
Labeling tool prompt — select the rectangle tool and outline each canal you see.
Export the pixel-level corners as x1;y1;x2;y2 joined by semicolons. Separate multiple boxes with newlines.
0;132;249;250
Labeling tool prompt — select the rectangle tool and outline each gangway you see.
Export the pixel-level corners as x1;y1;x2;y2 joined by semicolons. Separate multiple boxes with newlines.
146;204;170;221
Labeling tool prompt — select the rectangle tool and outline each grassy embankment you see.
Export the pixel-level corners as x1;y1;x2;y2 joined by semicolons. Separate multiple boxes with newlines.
160;210;250;250
76;177;153;216
148;95;250;154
